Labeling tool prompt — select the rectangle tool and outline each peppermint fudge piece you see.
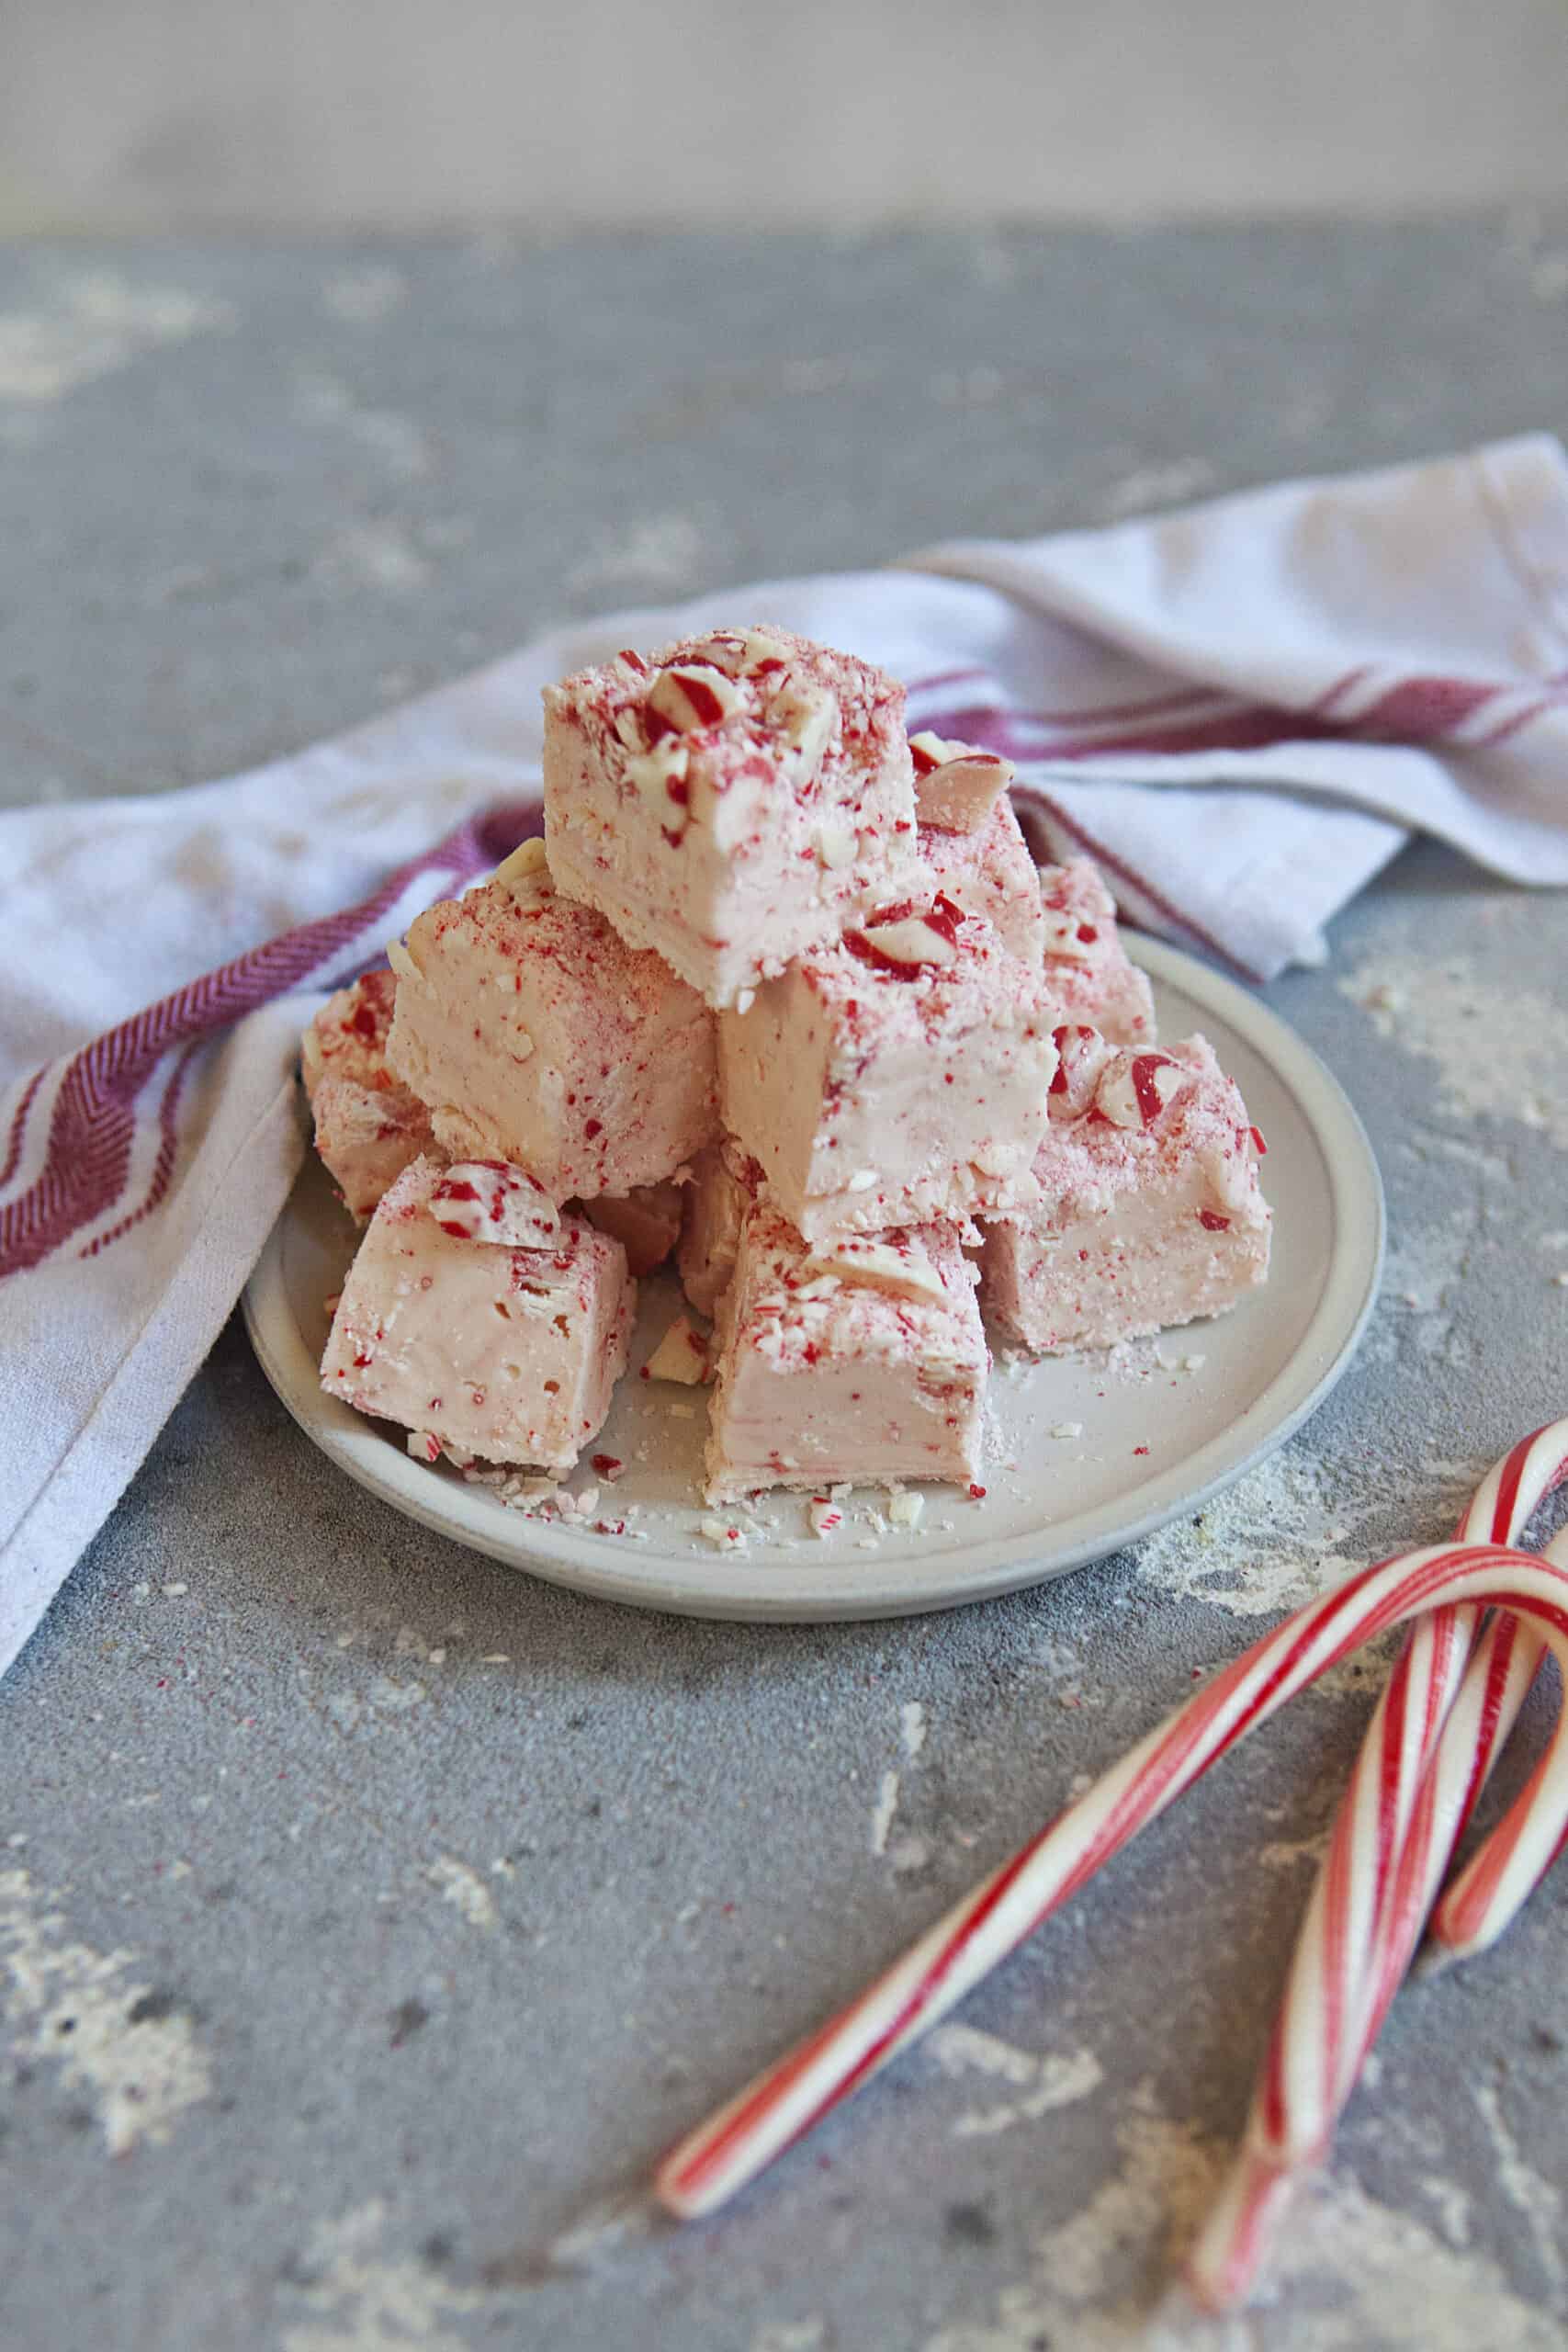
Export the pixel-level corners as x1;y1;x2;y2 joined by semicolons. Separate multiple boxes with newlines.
719;892;1055;1242
980;1035;1270;1352
543;627;921;1007
582;1181;684;1277
909;731;1014;833
919;797;1045;967
1037;860;1156;1046
321;1156;635;1474
704;1204;987;1502
676;1140;759;1317
301;968;434;1219
386;840;717;1202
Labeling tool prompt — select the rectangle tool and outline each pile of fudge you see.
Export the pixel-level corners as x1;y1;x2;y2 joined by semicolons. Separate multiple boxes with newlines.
308;627;1270;1516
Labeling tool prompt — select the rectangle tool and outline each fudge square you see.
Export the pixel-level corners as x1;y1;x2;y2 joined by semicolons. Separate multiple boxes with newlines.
718;891;1055;1242
543;626;921;1007
321;1155;635;1475
919;797;1045;968
385;839;717;1202
1037;859;1156;1046
704;1204;987;1502
301;968;434;1220
979;1033;1270;1352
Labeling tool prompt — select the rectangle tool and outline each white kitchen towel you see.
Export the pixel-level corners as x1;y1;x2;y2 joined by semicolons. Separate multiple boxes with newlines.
4;432;1567;1679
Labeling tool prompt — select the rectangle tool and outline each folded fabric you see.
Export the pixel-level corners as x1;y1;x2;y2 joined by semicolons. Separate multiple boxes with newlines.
3;433;1566;1681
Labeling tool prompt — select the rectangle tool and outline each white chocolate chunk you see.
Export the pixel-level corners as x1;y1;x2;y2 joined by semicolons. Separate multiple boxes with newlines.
624;738;691;803
802;1238;950;1303
770;679;837;775
494;835;552;898
887;1490;925;1528
909;730;965;764
645;1311;711;1385
815;820;858;870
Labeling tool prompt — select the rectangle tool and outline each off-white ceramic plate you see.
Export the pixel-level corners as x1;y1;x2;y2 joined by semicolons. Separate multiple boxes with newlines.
243;938;1382;1623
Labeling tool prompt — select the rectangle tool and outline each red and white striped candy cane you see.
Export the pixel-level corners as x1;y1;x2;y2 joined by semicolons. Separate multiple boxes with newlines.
1186;1419;1568;2309
655;1540;1568;2222
1414;1420;1568;1960
1426;1419;1568;1963
1190;1553;1568;2312
1429;1611;1565;1955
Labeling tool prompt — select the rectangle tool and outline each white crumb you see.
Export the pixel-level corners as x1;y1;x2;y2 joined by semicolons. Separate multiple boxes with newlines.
870;1770;900;1854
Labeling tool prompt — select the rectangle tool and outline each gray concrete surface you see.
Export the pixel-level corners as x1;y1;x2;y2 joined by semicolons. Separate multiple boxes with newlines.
3;220;1568;2351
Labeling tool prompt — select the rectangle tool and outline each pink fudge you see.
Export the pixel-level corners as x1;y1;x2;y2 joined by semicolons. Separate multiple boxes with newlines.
543;626;921;1007
676;1140;759;1317
581;1181;684;1278
718;891;1055;1241
301;969;434;1220
979;1035;1270;1352
704;1203;987;1502
1037;860;1156;1046
919;798;1045;967
385;844;717;1202
321;1156;635;1475
909;730;1014;832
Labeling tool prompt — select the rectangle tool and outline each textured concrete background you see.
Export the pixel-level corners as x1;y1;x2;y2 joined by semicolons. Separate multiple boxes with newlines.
4;220;1568;2349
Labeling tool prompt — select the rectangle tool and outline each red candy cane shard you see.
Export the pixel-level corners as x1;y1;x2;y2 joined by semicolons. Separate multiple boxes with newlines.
656;1538;1568;2226
1187;1419;1568;2312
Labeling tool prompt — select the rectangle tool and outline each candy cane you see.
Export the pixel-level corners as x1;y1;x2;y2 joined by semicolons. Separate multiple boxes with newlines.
1186;1422;1568;2311
655;1540;1568;2222
1192;1577;1566;2310
1189;1420;1568;2304
1426;1417;1568;1960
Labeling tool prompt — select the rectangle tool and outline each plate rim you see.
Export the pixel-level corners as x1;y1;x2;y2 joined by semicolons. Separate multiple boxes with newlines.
243;936;1384;1623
